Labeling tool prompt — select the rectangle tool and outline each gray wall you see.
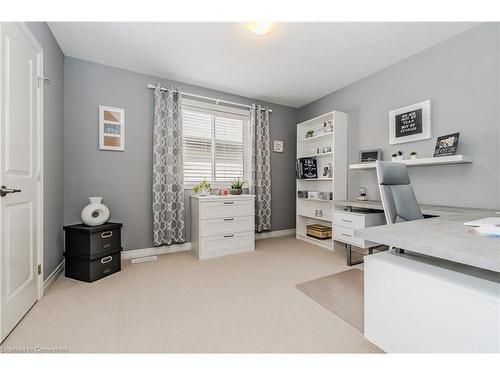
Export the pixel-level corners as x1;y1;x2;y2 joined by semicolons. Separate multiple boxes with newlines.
27;23;65;280
64;57;298;250
299;23;500;209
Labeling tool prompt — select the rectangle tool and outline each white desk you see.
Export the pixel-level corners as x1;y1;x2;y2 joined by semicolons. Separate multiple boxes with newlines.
335;200;500;353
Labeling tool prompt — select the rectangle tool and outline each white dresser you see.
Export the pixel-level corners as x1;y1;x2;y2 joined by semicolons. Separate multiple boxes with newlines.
191;195;255;260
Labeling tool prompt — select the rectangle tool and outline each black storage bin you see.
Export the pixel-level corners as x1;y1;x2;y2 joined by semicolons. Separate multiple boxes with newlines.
64;250;121;283
63;222;122;258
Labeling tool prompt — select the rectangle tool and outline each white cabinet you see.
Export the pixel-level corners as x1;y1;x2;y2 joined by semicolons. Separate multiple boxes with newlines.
191;195;255;260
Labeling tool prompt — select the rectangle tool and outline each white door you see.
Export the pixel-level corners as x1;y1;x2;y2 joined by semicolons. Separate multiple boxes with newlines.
0;22;42;343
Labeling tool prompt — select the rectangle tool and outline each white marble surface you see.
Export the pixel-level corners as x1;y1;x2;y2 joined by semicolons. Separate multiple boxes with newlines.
334;200;500;273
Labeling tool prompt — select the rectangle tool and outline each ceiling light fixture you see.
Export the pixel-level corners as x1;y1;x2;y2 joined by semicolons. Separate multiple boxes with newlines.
246;22;275;36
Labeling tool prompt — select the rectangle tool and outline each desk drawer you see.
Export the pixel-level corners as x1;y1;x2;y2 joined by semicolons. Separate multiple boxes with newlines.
334;225;365;247
334;211;365;228
199;232;255;259
200;216;254;237
200;199;253;219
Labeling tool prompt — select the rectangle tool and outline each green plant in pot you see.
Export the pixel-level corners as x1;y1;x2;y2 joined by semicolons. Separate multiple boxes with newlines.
230;177;245;195
193;178;211;195
305;129;314;139
410;151;417;160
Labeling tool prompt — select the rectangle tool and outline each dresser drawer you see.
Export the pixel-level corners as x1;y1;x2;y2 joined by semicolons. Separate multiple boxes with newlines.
200;216;254;237
200;199;253;219
199;232;255;260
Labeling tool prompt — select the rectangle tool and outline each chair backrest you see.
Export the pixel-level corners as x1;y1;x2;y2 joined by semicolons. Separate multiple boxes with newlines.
376;161;424;224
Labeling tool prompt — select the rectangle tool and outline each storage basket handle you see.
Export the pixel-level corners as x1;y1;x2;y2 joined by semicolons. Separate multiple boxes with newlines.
101;231;113;238
101;256;113;264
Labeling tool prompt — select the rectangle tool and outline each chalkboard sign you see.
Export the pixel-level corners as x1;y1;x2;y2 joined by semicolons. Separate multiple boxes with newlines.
395;109;422;138
389;100;431;145
296;158;318;179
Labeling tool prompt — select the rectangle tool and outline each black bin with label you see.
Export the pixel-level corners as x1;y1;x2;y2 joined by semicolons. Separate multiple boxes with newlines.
63;222;122;282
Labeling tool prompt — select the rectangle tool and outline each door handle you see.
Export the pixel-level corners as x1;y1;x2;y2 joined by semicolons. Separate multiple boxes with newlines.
0;185;21;197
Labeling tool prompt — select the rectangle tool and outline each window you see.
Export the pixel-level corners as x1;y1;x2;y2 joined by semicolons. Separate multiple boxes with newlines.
182;99;251;188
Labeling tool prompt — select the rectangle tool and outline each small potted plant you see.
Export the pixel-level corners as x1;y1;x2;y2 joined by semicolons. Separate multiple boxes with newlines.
230;177;245;195
391;153;398;161
410;151;418;160
396;150;404;161
305;129;314;139
193;178;211;196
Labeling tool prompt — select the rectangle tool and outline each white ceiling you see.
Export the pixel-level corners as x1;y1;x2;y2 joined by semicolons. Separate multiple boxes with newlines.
48;22;479;108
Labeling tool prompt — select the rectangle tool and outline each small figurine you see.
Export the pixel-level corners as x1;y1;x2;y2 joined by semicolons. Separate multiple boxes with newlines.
323;163;332;177
358;186;368;201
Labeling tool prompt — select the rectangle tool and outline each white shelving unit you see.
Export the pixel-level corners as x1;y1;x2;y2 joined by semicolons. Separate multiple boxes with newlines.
296;111;348;251
349;155;473;170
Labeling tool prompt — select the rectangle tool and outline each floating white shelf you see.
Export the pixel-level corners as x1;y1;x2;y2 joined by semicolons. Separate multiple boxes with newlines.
349;155;473;170
298;151;333;158
299;132;334;143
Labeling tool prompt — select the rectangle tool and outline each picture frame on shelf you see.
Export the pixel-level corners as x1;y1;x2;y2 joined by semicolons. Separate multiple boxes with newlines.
433;132;460;157
389;100;431;145
359;149;382;163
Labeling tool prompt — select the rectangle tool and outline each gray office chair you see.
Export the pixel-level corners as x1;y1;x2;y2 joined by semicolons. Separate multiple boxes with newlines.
376;161;423;254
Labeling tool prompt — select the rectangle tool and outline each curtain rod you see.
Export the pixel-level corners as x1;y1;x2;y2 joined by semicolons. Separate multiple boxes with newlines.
147;84;272;112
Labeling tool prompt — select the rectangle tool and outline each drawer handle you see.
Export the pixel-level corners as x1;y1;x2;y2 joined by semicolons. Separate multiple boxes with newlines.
341;233;352;237
223;234;234;238
223;218;234;221
341;219;352;223
223;201;234;205
101;256;113;264
101;231;113;238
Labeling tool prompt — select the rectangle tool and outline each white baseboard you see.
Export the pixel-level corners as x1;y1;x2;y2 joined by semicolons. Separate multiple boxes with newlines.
43;259;65;295
255;228;296;240
122;229;296;260
121;242;192;260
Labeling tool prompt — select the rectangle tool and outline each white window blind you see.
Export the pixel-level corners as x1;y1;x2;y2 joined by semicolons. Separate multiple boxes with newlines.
182;102;250;187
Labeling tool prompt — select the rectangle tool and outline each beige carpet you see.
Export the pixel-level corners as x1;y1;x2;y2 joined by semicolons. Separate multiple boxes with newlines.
296;269;364;331
0;236;381;353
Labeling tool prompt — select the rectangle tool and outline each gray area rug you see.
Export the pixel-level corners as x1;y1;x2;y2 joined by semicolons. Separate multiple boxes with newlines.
296;269;364;331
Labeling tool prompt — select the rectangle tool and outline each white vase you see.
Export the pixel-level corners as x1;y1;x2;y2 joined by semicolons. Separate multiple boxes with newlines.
81;197;110;226
397;155;404;161
410;155;417;160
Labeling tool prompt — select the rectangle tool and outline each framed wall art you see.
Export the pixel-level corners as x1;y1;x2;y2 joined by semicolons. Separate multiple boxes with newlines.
99;106;125;151
389;100;431;145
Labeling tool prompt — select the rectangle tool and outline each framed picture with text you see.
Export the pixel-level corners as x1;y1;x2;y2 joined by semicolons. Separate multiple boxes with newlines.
389;100;431;145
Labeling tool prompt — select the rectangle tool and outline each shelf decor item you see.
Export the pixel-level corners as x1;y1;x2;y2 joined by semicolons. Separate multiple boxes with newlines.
359;149;382;163
305;129;315;139
433;132;460;157
358;186;368;201
193;178;211;196
318;191;333;200
81;197;110;227
296;157;318;179
297;191;308;198
230;177;245;195
410;151;418;160
307;191;319;199
99;106;125;151
389;100;431;145
273;140;284;153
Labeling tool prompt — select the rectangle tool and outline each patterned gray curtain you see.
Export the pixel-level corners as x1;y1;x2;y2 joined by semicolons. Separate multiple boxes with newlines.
250;105;272;232
152;85;185;246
